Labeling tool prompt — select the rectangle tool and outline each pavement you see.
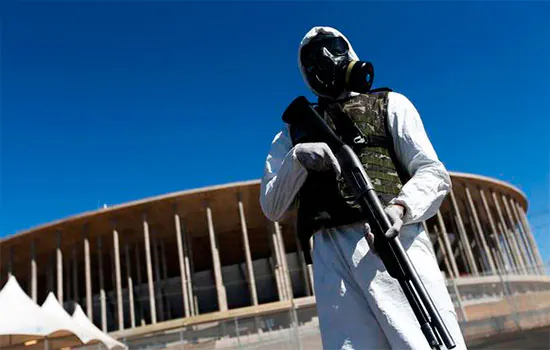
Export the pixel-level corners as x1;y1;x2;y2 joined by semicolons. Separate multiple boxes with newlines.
467;326;550;349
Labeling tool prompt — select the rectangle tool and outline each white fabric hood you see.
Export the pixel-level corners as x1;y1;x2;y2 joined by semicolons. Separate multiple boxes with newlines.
297;26;360;99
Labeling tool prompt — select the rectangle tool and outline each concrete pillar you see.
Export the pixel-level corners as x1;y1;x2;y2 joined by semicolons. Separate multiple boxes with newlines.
174;212;190;317
97;237;107;332
449;191;479;275
56;232;63;304
84;234;92;319
112;227;124;330
497;221;517;271
479;188;508;273
31;241;37;303
508;199;538;272
274;222;293;300
125;244;136;328
515;202;545;274
436;211;460;277
491;245;505;272
206;206;227;311
492;191;525;272
456;240;472;274
465;187;496;273
433;224;454;278
152;237;164;321
72;246;79;306
185;232;196;316
501;195;529;273
269;224;285;300
142;214;157;324
237;199;259;305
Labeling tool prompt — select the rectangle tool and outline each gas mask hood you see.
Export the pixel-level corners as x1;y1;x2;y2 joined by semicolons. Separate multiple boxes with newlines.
298;26;374;100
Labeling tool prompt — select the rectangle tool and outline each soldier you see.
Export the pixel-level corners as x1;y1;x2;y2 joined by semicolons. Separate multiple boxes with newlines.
259;26;467;349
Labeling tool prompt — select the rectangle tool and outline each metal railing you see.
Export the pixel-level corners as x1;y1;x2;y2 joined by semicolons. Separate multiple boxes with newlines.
89;263;550;349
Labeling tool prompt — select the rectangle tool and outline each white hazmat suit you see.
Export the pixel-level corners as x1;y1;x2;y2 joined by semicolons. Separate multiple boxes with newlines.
260;26;467;349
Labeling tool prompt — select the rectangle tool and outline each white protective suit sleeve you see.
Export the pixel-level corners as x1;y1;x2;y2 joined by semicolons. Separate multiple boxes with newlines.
387;92;452;225
260;91;451;227
260;125;307;222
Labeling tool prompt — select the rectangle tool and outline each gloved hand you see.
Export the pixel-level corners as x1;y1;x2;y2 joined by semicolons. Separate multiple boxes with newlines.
294;142;342;177
366;204;405;254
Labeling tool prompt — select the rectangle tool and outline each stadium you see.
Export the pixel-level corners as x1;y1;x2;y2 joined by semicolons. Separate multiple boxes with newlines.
1;171;549;348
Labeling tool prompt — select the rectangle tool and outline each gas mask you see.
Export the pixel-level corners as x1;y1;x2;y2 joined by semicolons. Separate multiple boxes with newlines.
300;34;375;98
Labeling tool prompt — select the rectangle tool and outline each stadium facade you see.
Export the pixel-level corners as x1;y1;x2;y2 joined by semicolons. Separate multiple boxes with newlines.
0;172;547;341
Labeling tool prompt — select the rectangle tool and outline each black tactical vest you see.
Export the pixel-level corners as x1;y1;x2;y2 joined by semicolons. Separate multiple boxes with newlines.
289;91;410;263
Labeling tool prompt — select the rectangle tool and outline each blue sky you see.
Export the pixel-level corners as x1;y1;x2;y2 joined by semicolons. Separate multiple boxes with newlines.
1;1;549;262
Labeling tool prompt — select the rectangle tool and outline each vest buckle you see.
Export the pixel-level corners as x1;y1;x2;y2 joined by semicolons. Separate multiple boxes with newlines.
353;135;367;145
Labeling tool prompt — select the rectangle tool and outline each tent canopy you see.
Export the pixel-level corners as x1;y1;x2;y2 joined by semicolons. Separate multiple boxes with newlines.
0;276;126;349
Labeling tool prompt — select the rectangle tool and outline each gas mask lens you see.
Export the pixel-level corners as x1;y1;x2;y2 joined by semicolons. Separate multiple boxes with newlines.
301;37;350;68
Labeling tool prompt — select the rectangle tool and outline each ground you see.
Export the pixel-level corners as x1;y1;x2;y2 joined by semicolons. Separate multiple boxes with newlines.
467;326;550;349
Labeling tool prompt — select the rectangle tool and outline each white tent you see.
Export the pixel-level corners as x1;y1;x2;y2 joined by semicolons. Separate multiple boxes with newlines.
0;276;126;350
0;275;60;348
41;293;101;348
71;305;126;350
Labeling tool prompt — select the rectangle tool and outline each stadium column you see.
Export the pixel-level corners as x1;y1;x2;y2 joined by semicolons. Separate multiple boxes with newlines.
56;231;63;304
142;214;157;324
502;194;530;273
492;191;525;272
432;224;455;278
449;191;479;275
515;202;545;274
465;186;496;273
206;205;228;312
436;211;460;277
125;244;136;328
174;210;191;317
507;198;538;272
30;240;37;303
184;233;197;316
268;222;285;300
496;221;516;269
274;222;293;300
479;188;508;272
112;224;124;330
84;231;92;319
237;198;259;306
97;236;107;332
